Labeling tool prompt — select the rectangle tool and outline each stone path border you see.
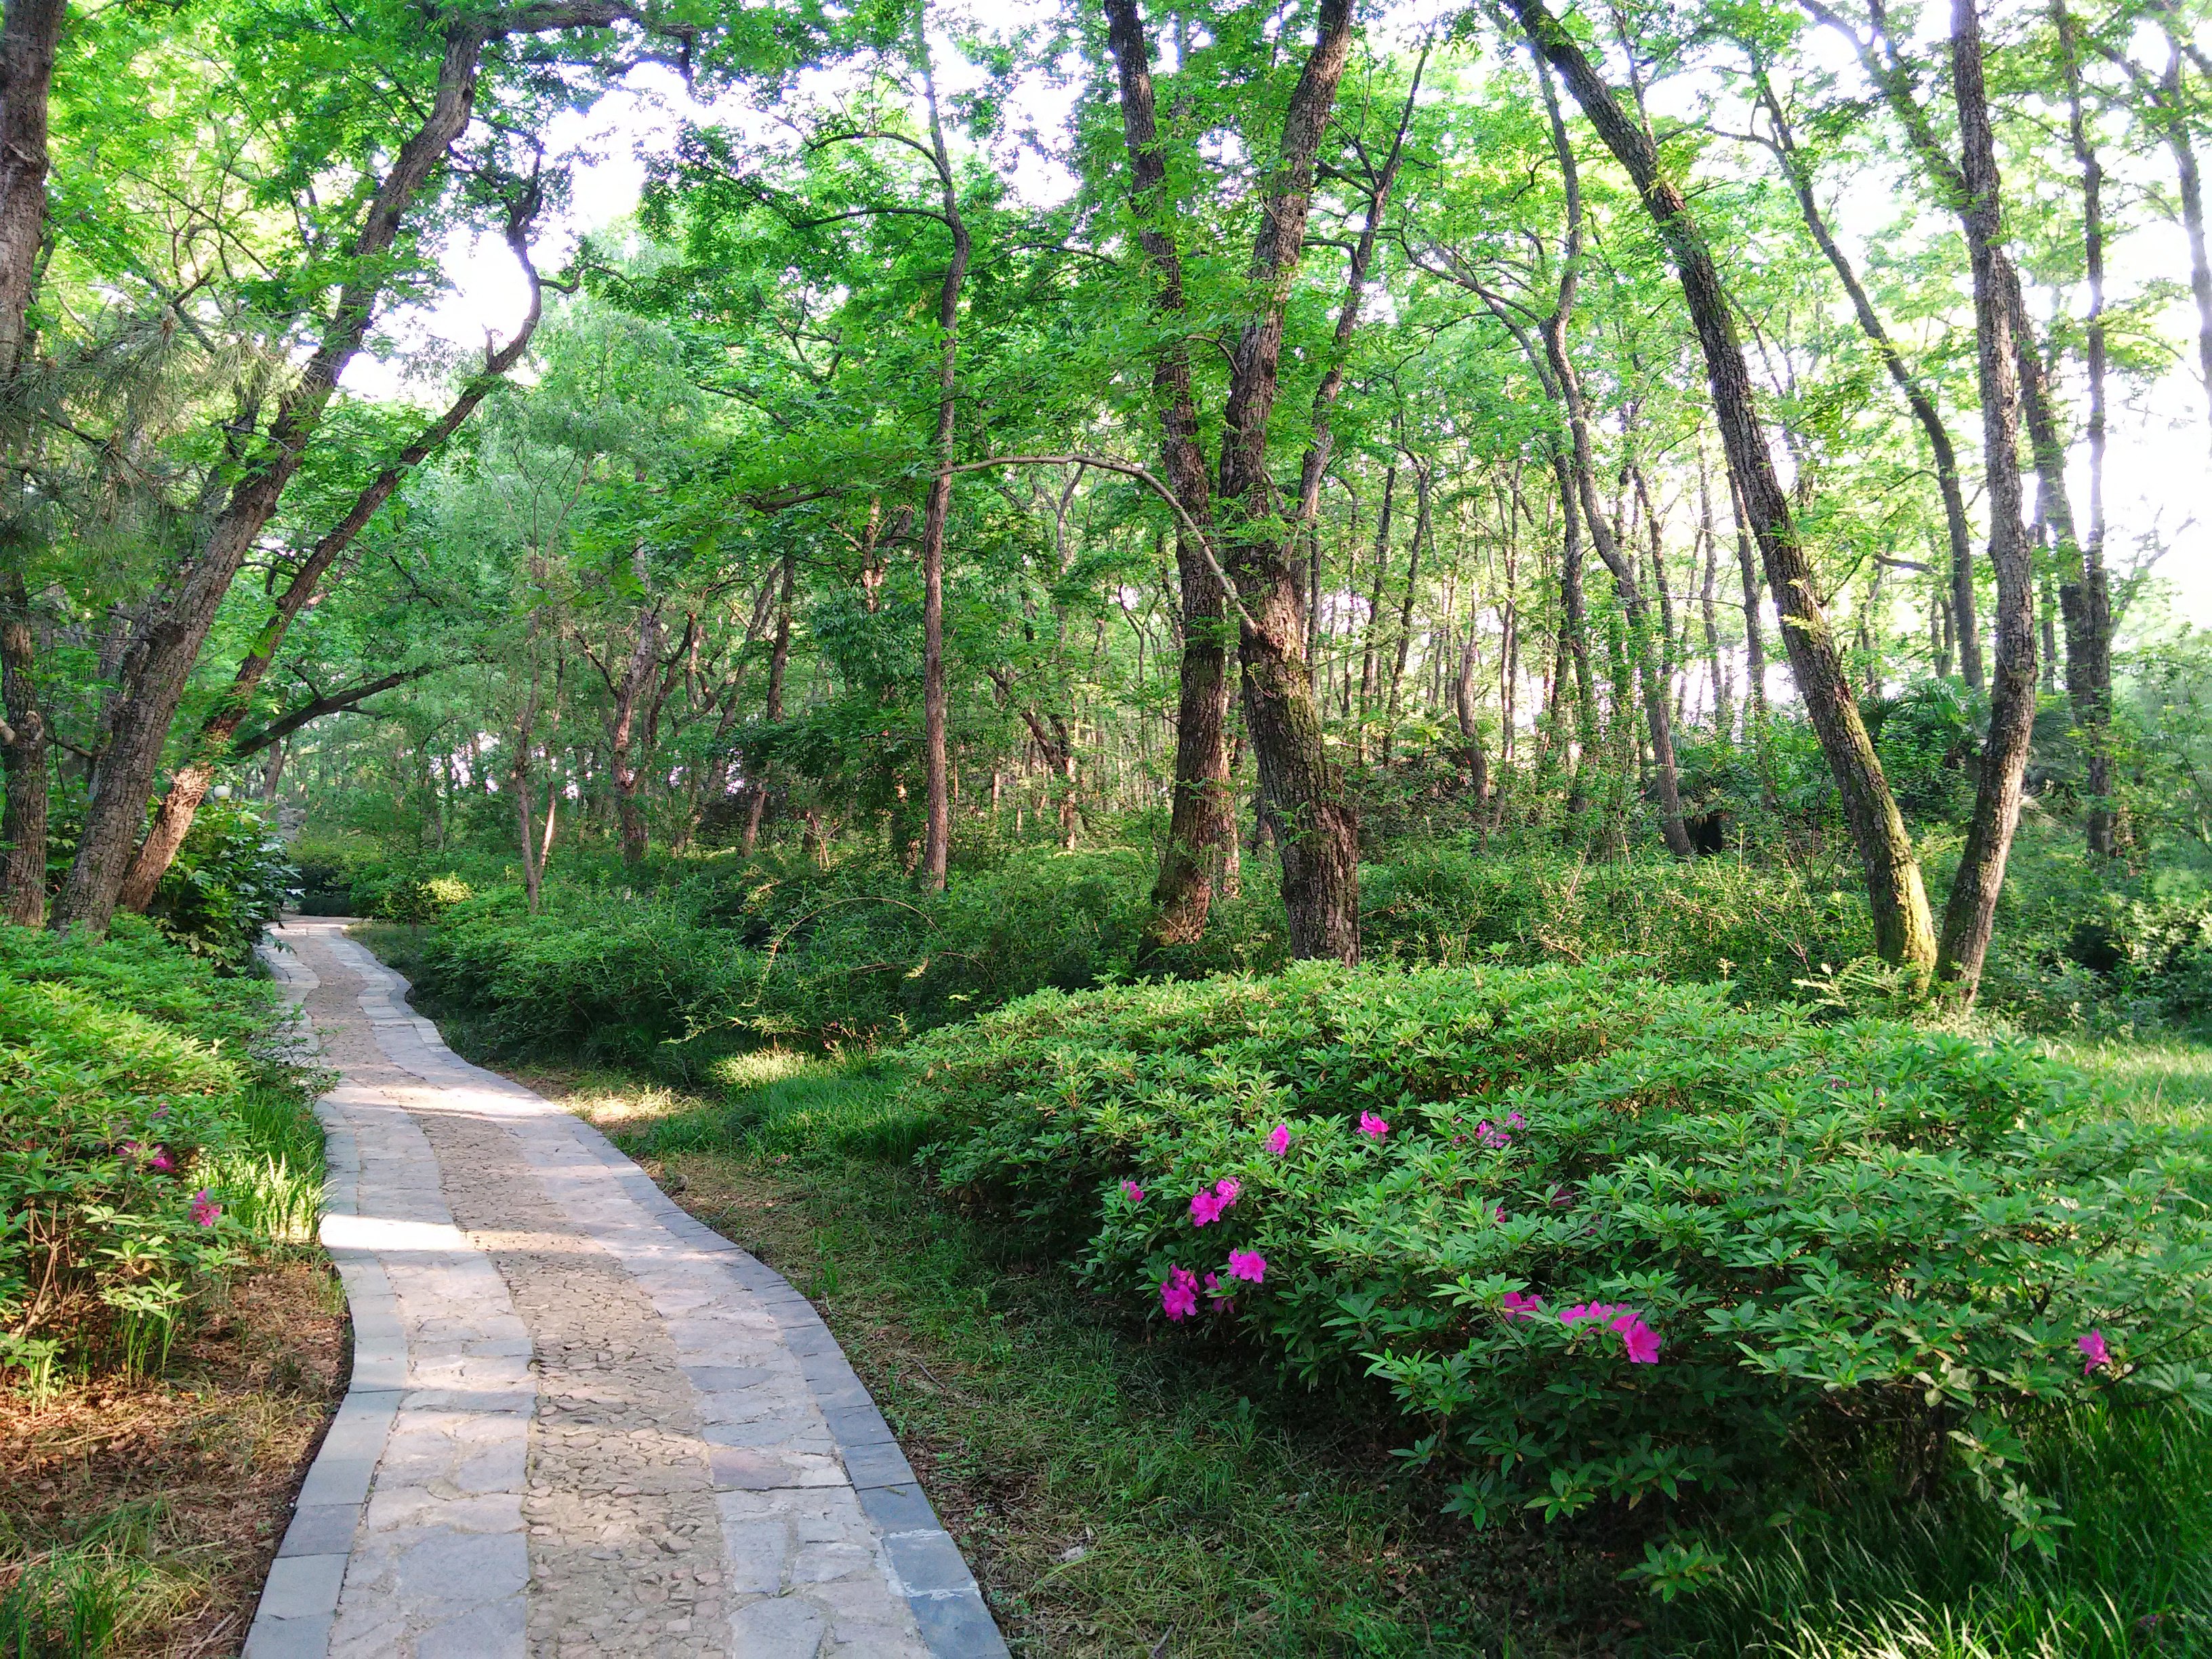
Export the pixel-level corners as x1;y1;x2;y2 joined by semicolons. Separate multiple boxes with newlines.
245;918;1007;1659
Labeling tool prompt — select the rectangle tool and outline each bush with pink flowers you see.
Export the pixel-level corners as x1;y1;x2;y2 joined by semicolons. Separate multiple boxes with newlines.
912;961;2212;1544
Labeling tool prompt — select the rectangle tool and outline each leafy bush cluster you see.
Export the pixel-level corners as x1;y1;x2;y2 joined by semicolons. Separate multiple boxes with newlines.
390;840;1885;1067
144;800;299;964
0;920;323;1386
904;962;2212;1547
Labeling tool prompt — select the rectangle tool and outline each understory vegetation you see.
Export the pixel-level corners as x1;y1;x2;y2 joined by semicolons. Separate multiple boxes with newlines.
0;918;331;1654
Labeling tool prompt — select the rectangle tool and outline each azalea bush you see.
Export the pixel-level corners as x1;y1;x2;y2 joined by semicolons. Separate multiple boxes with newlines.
907;962;2212;1546
0;921;323;1383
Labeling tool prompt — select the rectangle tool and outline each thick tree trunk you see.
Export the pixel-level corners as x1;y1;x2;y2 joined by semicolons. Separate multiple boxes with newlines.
1103;0;1243;947
1212;0;1359;963
1;571;45;924
0;0;62;386
1519;0;1936;974
917;25;968;894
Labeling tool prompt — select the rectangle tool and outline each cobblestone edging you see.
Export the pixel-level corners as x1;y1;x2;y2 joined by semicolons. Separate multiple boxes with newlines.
244;918;1006;1659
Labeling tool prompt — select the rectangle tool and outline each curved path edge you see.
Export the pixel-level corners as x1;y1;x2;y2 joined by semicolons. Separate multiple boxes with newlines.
243;917;1006;1659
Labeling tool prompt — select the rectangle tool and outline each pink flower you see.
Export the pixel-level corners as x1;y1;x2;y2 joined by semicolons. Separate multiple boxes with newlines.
1357;1112;1389;1141
1189;1188;1223;1226
1122;1179;1145;1205
1560;1302;1633;1330
190;1189;221;1228
149;1149;175;1174
1610;1310;1662;1364
2078;1330;2112;1374
1160;1267;1200;1321
1500;1290;1544;1321
1505;1111;1525;1129
1494;1205;1507;1224
1267;1123;1291;1156
1204;1271;1235;1313
1228;1249;1267;1285
1214;1177;1241;1208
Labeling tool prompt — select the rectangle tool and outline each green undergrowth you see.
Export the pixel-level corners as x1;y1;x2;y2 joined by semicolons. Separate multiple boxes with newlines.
0;917;326;1380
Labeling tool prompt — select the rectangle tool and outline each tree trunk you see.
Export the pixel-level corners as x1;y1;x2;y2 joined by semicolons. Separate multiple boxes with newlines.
2057;0;2117;856
116;215;546;912
917;20;969;894
1212;0;1360;964
1103;0;1237;947
0;0;63;386
1381;456;1431;758
1933;0;2040;998
1518;0;1936;974
52;28;491;934
1;571;46;924
741;551;796;857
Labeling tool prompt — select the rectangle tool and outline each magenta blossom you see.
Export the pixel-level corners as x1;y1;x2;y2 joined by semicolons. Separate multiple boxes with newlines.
1160;1267;1200;1321
1214;1176;1240;1206
1500;1290;1545;1321
1122;1179;1145;1205
1204;1271;1235;1314
1504;1111;1525;1130
1228;1249;1267;1285
148;1149;175;1174
2078;1330;2112;1374
1189;1188;1223;1226
1357;1112;1390;1141
1612;1310;1662;1364
1559;1302;1625;1328
1267;1123;1291;1156
190;1189;221;1228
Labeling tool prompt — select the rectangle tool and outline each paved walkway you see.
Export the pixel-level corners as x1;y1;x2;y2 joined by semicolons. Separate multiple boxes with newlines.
245;917;1004;1659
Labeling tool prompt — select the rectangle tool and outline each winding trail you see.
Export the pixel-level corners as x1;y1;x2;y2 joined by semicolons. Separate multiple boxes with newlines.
244;916;1005;1659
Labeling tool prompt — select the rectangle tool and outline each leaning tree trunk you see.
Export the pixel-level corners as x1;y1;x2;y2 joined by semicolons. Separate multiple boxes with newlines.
52;28;492;934
1515;0;1938;976
0;0;63;388
1103;0;1235;947
116;207;548;912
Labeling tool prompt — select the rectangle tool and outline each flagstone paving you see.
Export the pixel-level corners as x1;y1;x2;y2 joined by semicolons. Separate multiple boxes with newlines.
244;916;1005;1659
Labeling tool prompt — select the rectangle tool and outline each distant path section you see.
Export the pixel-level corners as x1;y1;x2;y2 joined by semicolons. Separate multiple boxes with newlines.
244;916;1006;1659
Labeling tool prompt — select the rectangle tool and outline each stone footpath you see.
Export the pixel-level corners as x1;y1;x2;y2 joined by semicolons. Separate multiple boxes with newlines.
244;916;1005;1659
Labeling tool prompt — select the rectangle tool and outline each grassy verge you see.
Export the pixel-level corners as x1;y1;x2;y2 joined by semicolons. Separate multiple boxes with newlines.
0;1254;347;1657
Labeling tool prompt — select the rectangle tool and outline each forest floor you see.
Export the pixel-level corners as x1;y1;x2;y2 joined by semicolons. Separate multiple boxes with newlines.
0;1254;347;1658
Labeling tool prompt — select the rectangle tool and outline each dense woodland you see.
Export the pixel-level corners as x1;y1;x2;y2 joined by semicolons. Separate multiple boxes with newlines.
13;0;2212;1650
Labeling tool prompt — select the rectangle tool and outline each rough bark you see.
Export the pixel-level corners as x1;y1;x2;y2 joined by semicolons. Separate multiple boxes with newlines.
1;570;45;924
1518;0;1937;973
1932;0;2040;996
1102;0;1241;947
0;0;63;386
1211;0;1361;963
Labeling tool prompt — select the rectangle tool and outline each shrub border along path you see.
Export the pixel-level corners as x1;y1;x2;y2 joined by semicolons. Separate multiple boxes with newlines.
243;918;1006;1658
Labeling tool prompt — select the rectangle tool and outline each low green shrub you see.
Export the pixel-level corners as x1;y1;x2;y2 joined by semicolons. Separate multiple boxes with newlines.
143;800;298;966
0;921;323;1381
905;962;2212;1548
